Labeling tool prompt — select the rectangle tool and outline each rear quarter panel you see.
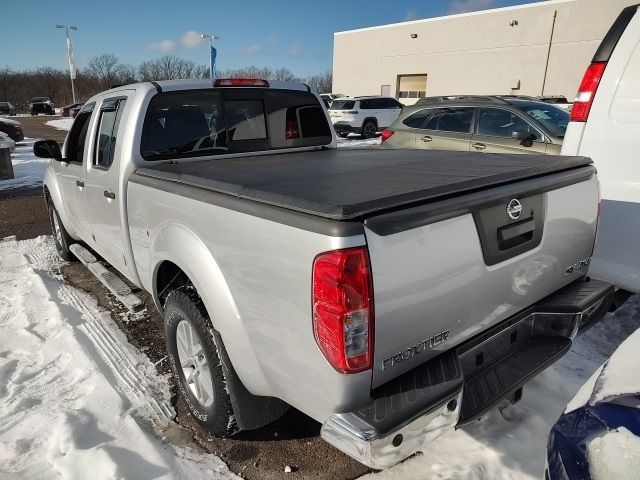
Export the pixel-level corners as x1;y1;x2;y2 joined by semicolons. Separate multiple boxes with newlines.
127;182;372;422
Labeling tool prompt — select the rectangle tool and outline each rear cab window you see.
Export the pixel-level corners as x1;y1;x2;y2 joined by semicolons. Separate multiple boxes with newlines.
141;89;332;160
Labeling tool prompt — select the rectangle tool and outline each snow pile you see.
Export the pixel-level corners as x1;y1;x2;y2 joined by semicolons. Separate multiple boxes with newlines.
0;138;49;190
46;118;74;132
587;427;640;480
337;136;382;148
0;237;238;479
365;296;640;480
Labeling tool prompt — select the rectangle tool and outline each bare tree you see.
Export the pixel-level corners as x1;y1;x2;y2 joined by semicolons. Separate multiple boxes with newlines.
305;71;333;93
0;66;17;102
138;56;208;81
86;53;134;90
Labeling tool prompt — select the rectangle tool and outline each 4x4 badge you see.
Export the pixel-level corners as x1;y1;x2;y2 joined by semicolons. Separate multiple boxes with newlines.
507;199;523;220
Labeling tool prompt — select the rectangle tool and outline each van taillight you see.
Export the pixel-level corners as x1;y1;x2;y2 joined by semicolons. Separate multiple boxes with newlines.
286;121;300;140
312;247;373;373
571;62;607;122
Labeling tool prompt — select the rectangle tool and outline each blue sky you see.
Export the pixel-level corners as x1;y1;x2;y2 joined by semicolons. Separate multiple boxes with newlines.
2;0;538;76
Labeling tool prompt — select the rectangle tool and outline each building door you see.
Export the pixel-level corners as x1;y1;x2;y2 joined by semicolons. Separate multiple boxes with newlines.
380;85;391;96
397;74;427;105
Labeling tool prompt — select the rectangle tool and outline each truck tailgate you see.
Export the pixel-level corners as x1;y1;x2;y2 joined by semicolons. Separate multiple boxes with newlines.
364;166;598;387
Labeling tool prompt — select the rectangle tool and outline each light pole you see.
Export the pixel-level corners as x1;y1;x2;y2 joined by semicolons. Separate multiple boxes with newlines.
201;33;220;80
56;24;78;103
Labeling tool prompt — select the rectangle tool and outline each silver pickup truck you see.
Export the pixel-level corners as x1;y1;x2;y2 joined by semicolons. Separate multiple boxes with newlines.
34;79;614;469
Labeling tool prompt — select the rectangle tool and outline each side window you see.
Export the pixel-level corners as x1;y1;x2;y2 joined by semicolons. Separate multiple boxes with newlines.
436;107;474;134
384;98;402;109
402;109;437;129
94;99;127;169
65;103;95;164
360;100;372;110
478;108;535;138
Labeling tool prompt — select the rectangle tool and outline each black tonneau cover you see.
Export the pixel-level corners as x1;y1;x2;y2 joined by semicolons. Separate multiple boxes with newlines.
135;148;592;220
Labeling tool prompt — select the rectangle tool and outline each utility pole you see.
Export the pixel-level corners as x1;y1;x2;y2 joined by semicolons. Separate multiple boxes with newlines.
56;24;78;103
201;33;220;79
541;11;557;97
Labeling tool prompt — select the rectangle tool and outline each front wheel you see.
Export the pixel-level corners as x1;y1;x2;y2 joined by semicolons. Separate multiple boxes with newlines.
361;120;377;139
164;289;237;436
47;201;76;262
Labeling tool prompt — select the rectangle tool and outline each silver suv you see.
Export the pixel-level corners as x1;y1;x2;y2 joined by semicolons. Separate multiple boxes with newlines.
382;96;569;155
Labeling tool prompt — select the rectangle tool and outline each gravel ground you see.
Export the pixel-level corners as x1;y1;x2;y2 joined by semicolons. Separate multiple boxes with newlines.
1;115;371;480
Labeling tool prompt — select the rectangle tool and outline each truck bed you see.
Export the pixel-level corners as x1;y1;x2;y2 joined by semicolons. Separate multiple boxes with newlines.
134;148;592;221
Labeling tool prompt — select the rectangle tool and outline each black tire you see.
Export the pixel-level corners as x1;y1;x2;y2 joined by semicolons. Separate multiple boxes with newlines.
361;120;377;139
164;289;237;437
47;201;76;262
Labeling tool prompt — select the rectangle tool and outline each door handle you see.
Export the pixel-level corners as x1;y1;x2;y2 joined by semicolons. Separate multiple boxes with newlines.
472;142;487;150
421;135;433;142
104;190;116;200
75;180;84;188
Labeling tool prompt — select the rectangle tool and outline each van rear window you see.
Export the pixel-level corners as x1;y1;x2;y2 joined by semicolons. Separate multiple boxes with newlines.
141;89;332;160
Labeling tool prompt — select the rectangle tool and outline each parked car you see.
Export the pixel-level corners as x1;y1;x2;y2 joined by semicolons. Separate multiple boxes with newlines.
69;103;84;118
30;97;55;115
320;93;345;108
34;78;613;469
0;102;16;116
0;132;16;151
329;96;403;138
61;102;83;117
0;117;24;142
562;3;640;295
382;96;569;154
546;326;640;480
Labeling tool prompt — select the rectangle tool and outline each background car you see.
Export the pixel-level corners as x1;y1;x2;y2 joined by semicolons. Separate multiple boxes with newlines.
61;102;83;117
546;326;640;480
328;95;403;138
29;97;55;115
0;117;24;142
319;93;345;108
381;95;569;154
69;103;84;118
0;102;16;116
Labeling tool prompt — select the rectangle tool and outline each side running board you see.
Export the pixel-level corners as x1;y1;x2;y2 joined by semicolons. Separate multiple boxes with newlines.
69;244;144;312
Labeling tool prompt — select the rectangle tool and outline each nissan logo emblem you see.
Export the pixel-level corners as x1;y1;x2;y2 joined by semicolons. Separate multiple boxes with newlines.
507;199;523;220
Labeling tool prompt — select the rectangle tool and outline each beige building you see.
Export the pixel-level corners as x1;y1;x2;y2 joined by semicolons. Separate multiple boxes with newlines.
332;0;637;104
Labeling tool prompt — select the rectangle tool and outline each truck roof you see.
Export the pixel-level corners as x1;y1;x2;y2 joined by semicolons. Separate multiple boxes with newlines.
98;79;313;96
134;149;593;221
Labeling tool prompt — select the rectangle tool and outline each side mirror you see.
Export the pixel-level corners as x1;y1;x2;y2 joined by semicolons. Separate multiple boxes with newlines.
34;139;63;161
512;130;536;148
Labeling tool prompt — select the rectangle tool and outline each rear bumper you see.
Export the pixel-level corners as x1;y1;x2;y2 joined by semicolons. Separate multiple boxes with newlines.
320;278;614;469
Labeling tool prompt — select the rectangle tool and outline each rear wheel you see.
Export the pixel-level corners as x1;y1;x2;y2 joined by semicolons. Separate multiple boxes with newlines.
164;289;237;437
361;120;377;139
47;201;76;262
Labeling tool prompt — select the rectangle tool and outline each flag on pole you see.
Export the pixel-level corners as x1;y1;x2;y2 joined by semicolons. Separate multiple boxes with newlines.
67;37;76;80
210;46;217;80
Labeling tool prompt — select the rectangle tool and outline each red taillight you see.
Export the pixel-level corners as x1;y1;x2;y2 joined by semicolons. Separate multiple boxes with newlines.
214;78;270;87
381;129;394;142
286;121;300;140
571;62;607;122
312;247;373;373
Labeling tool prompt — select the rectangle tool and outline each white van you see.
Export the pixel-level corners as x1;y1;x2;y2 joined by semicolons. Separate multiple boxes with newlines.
562;4;640;294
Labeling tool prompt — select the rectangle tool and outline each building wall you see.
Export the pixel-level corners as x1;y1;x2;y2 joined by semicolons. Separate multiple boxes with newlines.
332;0;637;103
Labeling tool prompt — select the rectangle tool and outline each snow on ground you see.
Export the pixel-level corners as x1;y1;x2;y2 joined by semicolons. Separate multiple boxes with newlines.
337;135;382;148
365;296;640;480
0;138;49;191
0;237;239;479
45;118;74;132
